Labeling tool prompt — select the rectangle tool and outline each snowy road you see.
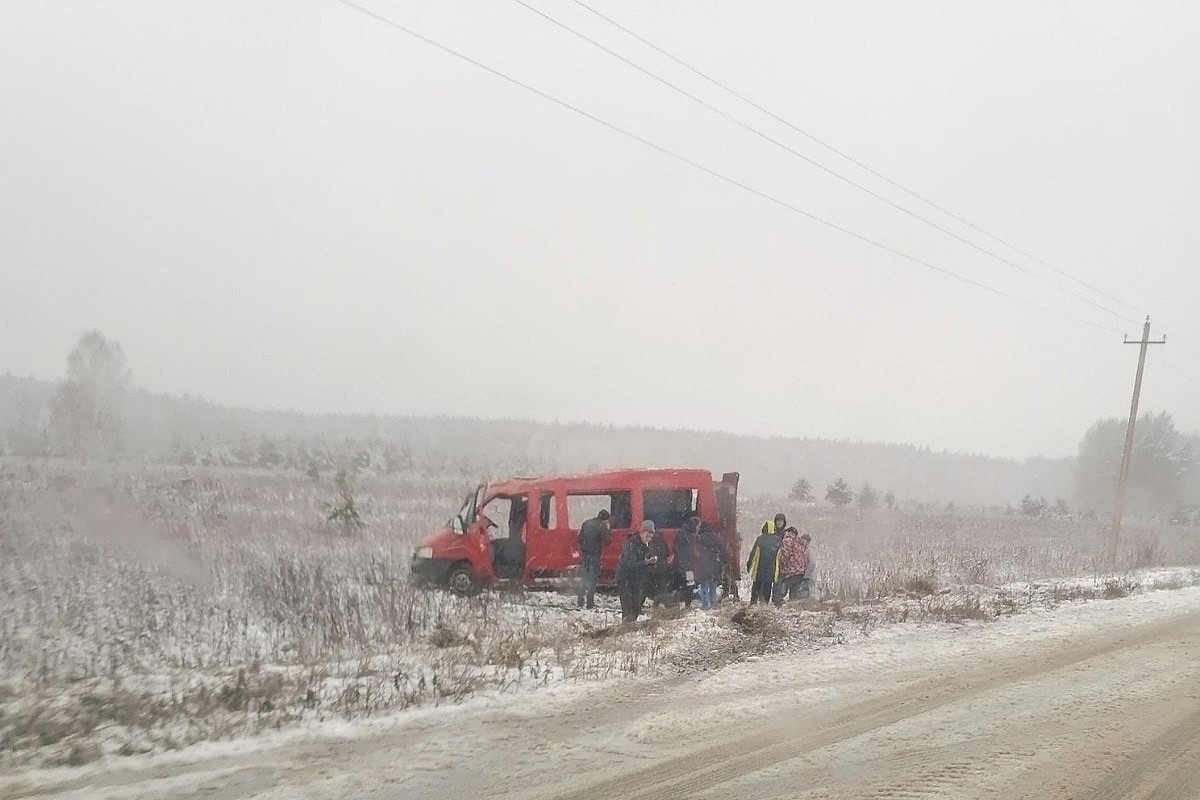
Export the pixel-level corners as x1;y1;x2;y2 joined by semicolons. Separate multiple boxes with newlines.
7;586;1200;800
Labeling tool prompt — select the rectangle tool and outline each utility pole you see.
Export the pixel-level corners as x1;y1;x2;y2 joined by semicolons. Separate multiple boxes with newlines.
1108;316;1166;561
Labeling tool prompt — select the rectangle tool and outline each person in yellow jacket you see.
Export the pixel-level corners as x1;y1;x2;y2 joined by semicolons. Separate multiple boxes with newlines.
745;513;786;604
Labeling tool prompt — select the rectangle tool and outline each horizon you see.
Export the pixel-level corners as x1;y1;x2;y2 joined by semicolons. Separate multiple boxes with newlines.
3;367;1146;464
4;1;1198;462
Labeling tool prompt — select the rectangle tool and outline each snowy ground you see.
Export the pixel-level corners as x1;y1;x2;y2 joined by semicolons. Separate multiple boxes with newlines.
4;461;1200;781
4;580;1199;799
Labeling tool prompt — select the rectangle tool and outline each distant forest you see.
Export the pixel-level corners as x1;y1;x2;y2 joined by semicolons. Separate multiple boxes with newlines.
0;372;1075;506
2;332;1198;513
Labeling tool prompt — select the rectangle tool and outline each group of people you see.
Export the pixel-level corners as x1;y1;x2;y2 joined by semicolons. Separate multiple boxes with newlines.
745;512;815;605
578;510;728;622
576;509;814;624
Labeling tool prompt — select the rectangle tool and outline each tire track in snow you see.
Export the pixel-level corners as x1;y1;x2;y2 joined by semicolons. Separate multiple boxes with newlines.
1080;707;1200;800
547;612;1200;800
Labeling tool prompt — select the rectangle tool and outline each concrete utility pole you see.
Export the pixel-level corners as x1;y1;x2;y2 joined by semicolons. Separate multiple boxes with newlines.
1108;316;1166;561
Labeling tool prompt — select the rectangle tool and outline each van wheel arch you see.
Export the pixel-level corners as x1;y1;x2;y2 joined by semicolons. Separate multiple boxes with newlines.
447;562;478;596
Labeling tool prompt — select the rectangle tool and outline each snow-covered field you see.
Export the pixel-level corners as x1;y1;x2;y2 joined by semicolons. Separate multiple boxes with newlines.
5;577;1200;799
3;459;1199;775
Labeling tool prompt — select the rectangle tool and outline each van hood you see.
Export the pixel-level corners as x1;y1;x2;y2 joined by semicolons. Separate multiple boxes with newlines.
415;526;468;558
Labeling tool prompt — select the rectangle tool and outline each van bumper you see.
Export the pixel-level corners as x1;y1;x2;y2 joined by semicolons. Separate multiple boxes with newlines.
411;555;452;586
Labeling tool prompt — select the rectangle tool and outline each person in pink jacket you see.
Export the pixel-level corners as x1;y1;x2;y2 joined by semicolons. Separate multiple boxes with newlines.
773;526;809;604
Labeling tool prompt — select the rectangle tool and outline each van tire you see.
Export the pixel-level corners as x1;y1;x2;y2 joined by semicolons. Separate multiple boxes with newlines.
447;564;478;596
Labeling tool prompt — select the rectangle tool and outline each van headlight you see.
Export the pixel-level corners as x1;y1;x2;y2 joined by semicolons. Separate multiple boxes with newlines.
415;547;433;559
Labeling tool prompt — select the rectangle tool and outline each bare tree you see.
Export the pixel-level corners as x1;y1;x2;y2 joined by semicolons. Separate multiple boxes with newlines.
51;331;132;460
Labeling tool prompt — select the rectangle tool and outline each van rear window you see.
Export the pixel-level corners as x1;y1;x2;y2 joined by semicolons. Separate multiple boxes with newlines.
567;492;632;529
643;489;698;530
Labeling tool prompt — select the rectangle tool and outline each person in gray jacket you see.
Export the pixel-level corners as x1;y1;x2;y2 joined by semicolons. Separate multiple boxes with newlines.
616;521;658;623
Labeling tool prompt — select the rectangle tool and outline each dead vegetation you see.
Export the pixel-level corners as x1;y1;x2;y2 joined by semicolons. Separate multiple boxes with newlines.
2;461;1199;769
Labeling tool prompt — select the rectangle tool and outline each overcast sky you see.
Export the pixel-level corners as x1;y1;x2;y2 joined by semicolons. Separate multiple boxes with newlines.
3;0;1198;459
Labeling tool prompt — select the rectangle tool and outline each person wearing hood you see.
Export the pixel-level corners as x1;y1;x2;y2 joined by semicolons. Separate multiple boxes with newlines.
616;521;657;623
773;526;809;604
746;513;785;604
695;521;727;610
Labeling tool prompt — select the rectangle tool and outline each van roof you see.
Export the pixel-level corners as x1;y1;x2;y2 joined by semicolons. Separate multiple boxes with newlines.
487;468;715;495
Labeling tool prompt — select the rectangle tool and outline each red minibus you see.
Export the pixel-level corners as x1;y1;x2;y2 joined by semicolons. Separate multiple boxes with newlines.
411;468;740;595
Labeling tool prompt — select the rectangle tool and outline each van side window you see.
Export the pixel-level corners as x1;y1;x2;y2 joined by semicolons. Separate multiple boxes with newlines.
643;488;698;530
566;492;632;529
539;491;558;528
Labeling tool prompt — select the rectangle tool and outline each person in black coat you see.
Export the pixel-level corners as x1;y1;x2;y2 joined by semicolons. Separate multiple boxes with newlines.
643;521;672;606
576;509;611;609
695;522;727;610
671;515;701;608
616;521;657;623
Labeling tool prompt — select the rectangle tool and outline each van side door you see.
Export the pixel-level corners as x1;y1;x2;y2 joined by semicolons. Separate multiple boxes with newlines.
524;489;570;576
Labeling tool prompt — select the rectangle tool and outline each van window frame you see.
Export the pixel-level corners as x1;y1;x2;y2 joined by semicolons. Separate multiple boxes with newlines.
642;487;699;530
566;490;633;529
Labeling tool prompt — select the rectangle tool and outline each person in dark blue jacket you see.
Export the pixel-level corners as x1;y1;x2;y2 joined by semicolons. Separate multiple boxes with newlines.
671;515;701;608
745;513;786;604
616;521;657;623
695;522;727;610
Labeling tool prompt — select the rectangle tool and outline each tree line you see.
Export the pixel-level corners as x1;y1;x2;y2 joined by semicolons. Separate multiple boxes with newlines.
4;331;1197;515
788;476;896;509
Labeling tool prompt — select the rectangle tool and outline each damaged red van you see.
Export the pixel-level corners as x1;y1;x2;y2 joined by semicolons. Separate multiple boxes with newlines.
411;469;740;596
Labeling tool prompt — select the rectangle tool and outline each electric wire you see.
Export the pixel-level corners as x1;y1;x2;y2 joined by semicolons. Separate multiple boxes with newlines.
553;0;1200;369
512;0;1136;325
332;0;1121;335
566;0;1148;323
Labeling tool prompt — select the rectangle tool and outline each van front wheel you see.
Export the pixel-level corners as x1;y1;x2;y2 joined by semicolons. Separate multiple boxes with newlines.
447;564;478;596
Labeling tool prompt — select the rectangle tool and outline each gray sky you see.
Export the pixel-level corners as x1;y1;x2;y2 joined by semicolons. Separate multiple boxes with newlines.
3;0;1198;459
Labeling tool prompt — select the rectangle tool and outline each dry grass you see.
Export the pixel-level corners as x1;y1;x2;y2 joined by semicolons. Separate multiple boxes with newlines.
740;497;1200;605
2;461;1198;768
0;460;662;766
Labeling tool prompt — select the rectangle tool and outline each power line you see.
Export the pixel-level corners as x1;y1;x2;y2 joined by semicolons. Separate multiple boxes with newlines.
512;0;1136;326
566;0;1147;323
332;0;1120;335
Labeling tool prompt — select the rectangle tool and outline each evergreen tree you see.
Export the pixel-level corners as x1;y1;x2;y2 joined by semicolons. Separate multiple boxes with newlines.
858;483;879;509
789;477;813;502
826;477;853;508
327;470;364;530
